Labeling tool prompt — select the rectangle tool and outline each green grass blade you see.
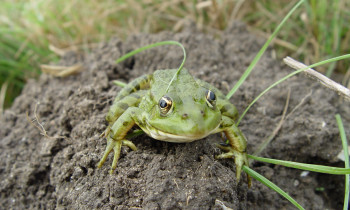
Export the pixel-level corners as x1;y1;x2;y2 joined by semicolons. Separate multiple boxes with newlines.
113;80;127;87
335;114;349;210
243;166;305;210
237;54;350;126
115;40;184;66
115;40;186;93
248;155;350;175
226;0;305;100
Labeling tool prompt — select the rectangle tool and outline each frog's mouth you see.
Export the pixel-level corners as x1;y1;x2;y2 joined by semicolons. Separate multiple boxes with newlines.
142;121;220;143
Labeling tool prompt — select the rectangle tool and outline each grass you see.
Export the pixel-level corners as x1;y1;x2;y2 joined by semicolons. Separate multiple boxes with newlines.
113;39;350;208
228;1;350;207
116;40;187;93
1;0;350;109
111;11;350;207
336;114;349;210
2;0;349;208
245;116;350;210
109;1;350;207
242;0;350;75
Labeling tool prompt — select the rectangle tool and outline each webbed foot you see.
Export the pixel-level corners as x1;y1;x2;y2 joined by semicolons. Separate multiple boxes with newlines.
97;136;137;174
216;144;252;187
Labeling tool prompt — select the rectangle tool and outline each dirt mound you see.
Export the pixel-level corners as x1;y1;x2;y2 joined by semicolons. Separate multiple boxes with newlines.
1;22;349;209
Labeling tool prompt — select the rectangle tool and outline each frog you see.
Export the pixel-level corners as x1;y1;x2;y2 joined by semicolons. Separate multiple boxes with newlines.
97;68;251;186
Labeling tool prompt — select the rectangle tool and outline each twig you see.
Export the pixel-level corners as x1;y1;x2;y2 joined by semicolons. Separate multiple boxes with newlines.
283;56;350;101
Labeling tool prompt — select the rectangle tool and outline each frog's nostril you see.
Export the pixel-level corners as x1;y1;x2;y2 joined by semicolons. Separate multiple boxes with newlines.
182;113;188;119
200;110;205;116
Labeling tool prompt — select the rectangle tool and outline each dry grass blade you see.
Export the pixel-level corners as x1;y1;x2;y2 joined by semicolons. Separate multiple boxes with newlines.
0;81;8;118
284;56;350;101
252;89;290;157
26;102;50;138
196;1;212;10
49;43;101;56
40;64;83;77
252;88;312;157
251;28;299;51
49;44;68;56
286;90;312;119
343;67;350;89
215;199;233;210
26;102;65;140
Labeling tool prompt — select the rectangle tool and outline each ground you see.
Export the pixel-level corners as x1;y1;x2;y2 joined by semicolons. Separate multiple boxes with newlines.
0;22;349;209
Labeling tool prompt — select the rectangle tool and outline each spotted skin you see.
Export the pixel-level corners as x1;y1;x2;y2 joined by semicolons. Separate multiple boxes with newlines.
98;69;251;186
195;78;239;120
113;74;152;102
106;91;147;124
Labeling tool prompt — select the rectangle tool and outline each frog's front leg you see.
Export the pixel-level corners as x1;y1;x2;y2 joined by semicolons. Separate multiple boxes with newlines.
97;107;142;174
216;116;252;186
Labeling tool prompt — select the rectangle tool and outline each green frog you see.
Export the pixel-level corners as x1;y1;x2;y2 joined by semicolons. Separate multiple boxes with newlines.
97;68;251;186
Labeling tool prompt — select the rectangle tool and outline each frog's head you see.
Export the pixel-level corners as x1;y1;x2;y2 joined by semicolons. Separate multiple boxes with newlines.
145;88;222;142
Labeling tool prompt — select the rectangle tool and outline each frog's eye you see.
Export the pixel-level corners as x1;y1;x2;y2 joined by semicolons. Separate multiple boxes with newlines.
159;95;173;115
205;90;216;108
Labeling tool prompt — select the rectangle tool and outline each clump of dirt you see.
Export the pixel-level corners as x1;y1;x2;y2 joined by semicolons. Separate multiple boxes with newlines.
0;22;349;209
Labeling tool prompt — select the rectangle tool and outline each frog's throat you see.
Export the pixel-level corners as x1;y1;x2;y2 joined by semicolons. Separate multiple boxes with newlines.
142;122;220;143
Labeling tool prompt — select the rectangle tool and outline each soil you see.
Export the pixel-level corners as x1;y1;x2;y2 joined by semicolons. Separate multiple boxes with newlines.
1;22;349;209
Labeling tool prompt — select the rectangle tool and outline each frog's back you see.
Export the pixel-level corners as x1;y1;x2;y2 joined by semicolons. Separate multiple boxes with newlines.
151;69;200;99
151;69;178;90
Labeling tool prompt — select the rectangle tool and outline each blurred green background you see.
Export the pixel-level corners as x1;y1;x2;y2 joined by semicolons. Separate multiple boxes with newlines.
1;0;349;111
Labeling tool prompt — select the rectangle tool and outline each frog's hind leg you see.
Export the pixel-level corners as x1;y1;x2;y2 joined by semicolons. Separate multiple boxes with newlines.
114;74;152;102
98;107;141;173
106;90;148;125
102;91;146;138
101;74;152;138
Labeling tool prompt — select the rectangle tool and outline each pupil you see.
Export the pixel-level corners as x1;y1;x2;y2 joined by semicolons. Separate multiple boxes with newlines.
159;99;167;108
207;90;215;101
209;91;215;100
